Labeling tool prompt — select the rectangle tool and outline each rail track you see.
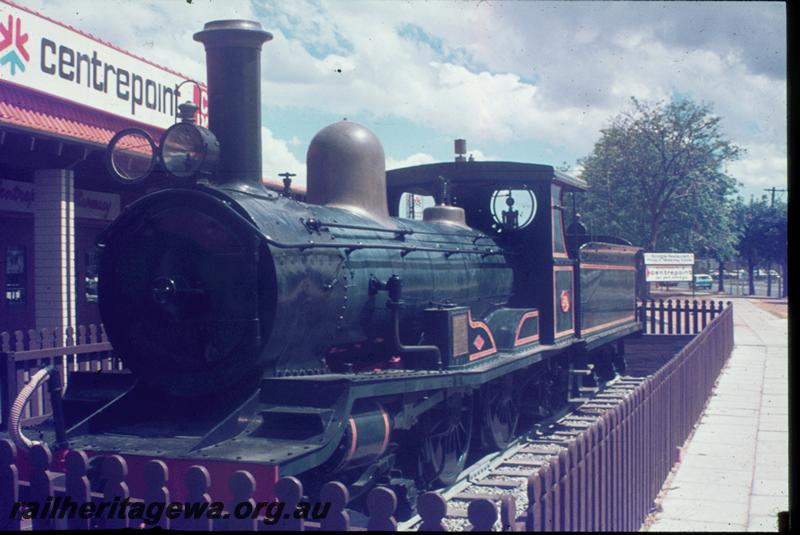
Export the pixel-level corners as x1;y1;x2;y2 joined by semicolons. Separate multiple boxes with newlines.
397;335;692;531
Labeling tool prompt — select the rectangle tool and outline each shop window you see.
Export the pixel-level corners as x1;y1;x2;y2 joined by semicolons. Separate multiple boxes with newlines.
85;248;99;303
4;245;26;304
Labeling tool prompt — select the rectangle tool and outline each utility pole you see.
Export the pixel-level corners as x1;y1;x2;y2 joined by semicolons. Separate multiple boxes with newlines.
764;187;787;208
407;194;416;219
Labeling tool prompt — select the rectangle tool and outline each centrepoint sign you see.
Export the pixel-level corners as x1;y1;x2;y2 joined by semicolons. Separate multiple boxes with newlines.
643;253;694;283
0;0;207;128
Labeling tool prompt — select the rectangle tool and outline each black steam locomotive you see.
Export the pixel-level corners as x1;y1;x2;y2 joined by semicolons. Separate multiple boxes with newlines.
11;20;641;504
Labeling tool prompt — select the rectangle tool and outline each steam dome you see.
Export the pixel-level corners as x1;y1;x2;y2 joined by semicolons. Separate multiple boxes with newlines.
306;120;389;220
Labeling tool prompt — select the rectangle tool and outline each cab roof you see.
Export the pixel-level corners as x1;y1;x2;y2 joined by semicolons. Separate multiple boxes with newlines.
386;161;588;192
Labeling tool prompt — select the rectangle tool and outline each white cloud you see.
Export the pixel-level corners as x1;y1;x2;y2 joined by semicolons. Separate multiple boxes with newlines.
255;0;786;165
386;152;436;170
726;143;787;190
26;0;257;82
261;127;305;185
386;147;499;170
21;0;786;194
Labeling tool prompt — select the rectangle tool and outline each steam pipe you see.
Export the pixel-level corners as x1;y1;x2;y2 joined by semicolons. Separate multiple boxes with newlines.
384;276;443;370
194;20;273;190
48;367;68;450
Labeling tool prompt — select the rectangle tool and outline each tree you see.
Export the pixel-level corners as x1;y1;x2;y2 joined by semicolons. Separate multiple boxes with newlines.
769;202;788;298
755;200;788;297
733;197;786;296
733;197;763;295
700;197;739;293
577;97;742;253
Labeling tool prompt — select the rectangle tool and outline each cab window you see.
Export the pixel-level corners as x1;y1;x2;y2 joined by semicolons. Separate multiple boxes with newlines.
490;188;537;233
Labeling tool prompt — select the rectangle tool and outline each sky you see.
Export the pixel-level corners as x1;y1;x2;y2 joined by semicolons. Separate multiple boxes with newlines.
25;0;787;202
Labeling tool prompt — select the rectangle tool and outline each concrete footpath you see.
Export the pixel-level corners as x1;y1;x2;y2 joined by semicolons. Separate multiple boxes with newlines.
646;297;789;532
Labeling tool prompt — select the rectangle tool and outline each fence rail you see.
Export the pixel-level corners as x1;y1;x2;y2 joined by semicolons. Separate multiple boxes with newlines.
638;298;731;335
525;303;733;530
0;324;124;429
0;305;734;531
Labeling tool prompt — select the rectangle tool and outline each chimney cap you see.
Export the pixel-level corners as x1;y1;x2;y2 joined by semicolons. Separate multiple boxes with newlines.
194;19;273;49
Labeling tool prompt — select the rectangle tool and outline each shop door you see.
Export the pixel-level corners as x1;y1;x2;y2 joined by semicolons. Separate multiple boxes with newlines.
75;220;107;327
0;214;35;333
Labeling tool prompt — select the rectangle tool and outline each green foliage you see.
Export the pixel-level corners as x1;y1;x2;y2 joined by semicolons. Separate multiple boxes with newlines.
577;97;742;252
735;197;787;265
732;196;787;295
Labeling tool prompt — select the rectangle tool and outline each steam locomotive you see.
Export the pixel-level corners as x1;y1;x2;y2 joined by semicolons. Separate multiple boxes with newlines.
10;20;641;506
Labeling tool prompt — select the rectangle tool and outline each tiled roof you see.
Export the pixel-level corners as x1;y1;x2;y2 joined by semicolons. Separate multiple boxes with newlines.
0;81;164;147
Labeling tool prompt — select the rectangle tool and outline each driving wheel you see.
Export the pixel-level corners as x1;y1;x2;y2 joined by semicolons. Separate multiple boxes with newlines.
417;391;474;488
480;375;520;451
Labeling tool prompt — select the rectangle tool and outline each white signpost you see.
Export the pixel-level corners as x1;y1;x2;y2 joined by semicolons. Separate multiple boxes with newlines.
644;265;693;282
643;253;695;266
644;252;695;296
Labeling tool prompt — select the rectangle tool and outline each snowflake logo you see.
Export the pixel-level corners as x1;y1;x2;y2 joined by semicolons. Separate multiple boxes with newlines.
0;15;30;76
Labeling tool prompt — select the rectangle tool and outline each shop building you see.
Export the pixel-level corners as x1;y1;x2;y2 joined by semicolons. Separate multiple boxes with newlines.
0;0;208;334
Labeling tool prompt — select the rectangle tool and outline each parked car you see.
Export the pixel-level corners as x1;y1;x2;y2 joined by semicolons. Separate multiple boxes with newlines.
692;274;713;290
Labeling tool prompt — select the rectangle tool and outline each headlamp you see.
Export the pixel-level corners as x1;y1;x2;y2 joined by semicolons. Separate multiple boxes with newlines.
159;122;220;179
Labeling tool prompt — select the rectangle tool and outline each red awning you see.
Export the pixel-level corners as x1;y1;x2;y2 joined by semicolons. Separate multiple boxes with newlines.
1;81;302;192
0;81;164;148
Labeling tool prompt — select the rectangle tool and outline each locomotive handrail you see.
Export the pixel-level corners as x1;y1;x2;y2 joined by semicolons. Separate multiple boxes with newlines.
303;217;498;242
261;233;511;256
304;218;415;239
106;186;511;258
224;188;504;254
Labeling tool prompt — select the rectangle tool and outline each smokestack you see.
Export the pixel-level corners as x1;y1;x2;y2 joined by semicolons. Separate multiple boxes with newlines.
194;20;272;190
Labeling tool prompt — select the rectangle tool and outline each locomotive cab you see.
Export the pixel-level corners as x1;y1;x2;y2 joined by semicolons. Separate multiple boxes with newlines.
388;161;640;348
387;161;589;345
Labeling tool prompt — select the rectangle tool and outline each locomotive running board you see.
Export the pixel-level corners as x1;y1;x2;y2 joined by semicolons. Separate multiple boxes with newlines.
48;324;643;484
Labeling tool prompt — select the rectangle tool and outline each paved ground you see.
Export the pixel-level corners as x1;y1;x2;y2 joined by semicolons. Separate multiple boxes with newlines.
646;297;789;532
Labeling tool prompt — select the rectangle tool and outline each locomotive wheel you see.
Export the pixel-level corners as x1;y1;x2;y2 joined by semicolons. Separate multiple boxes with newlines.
592;347;616;383
612;345;627;376
523;359;571;423
417;392;474;488
480;375;520;451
